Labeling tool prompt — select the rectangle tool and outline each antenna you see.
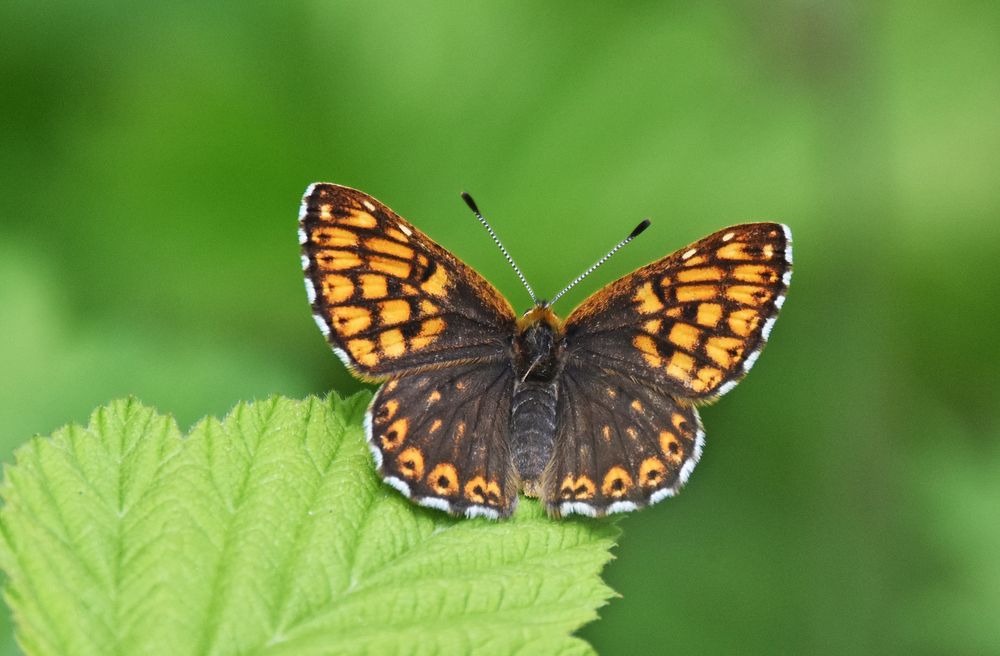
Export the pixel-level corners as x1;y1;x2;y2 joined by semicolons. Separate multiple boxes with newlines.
547;219;651;308
461;192;537;304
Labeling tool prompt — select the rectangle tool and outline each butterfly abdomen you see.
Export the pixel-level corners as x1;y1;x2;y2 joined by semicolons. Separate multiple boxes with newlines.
511;305;565;487
510;380;559;485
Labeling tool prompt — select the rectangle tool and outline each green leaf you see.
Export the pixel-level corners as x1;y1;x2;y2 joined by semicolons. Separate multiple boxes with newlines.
0;395;619;655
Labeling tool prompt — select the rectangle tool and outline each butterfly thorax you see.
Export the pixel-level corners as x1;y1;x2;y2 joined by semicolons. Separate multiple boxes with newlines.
511;305;565;492
513;305;564;380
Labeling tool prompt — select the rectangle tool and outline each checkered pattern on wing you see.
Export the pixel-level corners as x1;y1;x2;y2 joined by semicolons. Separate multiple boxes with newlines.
300;183;516;380
564;223;792;400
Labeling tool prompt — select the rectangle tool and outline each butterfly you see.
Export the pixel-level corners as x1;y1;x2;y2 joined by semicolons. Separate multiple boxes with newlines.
299;183;792;520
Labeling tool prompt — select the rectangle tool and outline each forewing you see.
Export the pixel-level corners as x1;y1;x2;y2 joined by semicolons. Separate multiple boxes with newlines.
366;363;517;519
540;361;704;517
564;223;792;400
300;183;517;379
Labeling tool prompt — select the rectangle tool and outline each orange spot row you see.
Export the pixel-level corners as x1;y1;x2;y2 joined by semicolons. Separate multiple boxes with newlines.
393;451;505;508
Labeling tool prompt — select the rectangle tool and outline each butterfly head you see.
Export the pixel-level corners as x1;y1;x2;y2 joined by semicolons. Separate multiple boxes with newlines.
517;302;563;332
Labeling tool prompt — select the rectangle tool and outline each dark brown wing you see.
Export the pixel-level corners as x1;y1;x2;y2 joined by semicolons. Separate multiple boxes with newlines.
539;361;704;517
563;223;792;401
366;362;517;519
300;183;517;380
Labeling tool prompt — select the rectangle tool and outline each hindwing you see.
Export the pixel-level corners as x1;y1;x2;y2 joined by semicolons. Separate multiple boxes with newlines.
366;362;518;519
540;361;704;517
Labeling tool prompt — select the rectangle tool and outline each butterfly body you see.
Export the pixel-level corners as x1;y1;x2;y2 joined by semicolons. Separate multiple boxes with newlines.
510;304;564;485
300;183;792;520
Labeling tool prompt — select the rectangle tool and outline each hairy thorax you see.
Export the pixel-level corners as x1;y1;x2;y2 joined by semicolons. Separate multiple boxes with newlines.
510;305;565;493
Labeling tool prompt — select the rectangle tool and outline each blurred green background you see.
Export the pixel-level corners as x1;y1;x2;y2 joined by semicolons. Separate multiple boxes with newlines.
2;2;998;654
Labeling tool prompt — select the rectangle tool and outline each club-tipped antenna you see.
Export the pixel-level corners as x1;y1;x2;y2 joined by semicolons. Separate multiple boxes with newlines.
462;192;537;304
547;219;651;308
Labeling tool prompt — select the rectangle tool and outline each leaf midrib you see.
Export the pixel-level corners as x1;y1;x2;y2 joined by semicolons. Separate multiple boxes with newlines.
193;399;281;656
